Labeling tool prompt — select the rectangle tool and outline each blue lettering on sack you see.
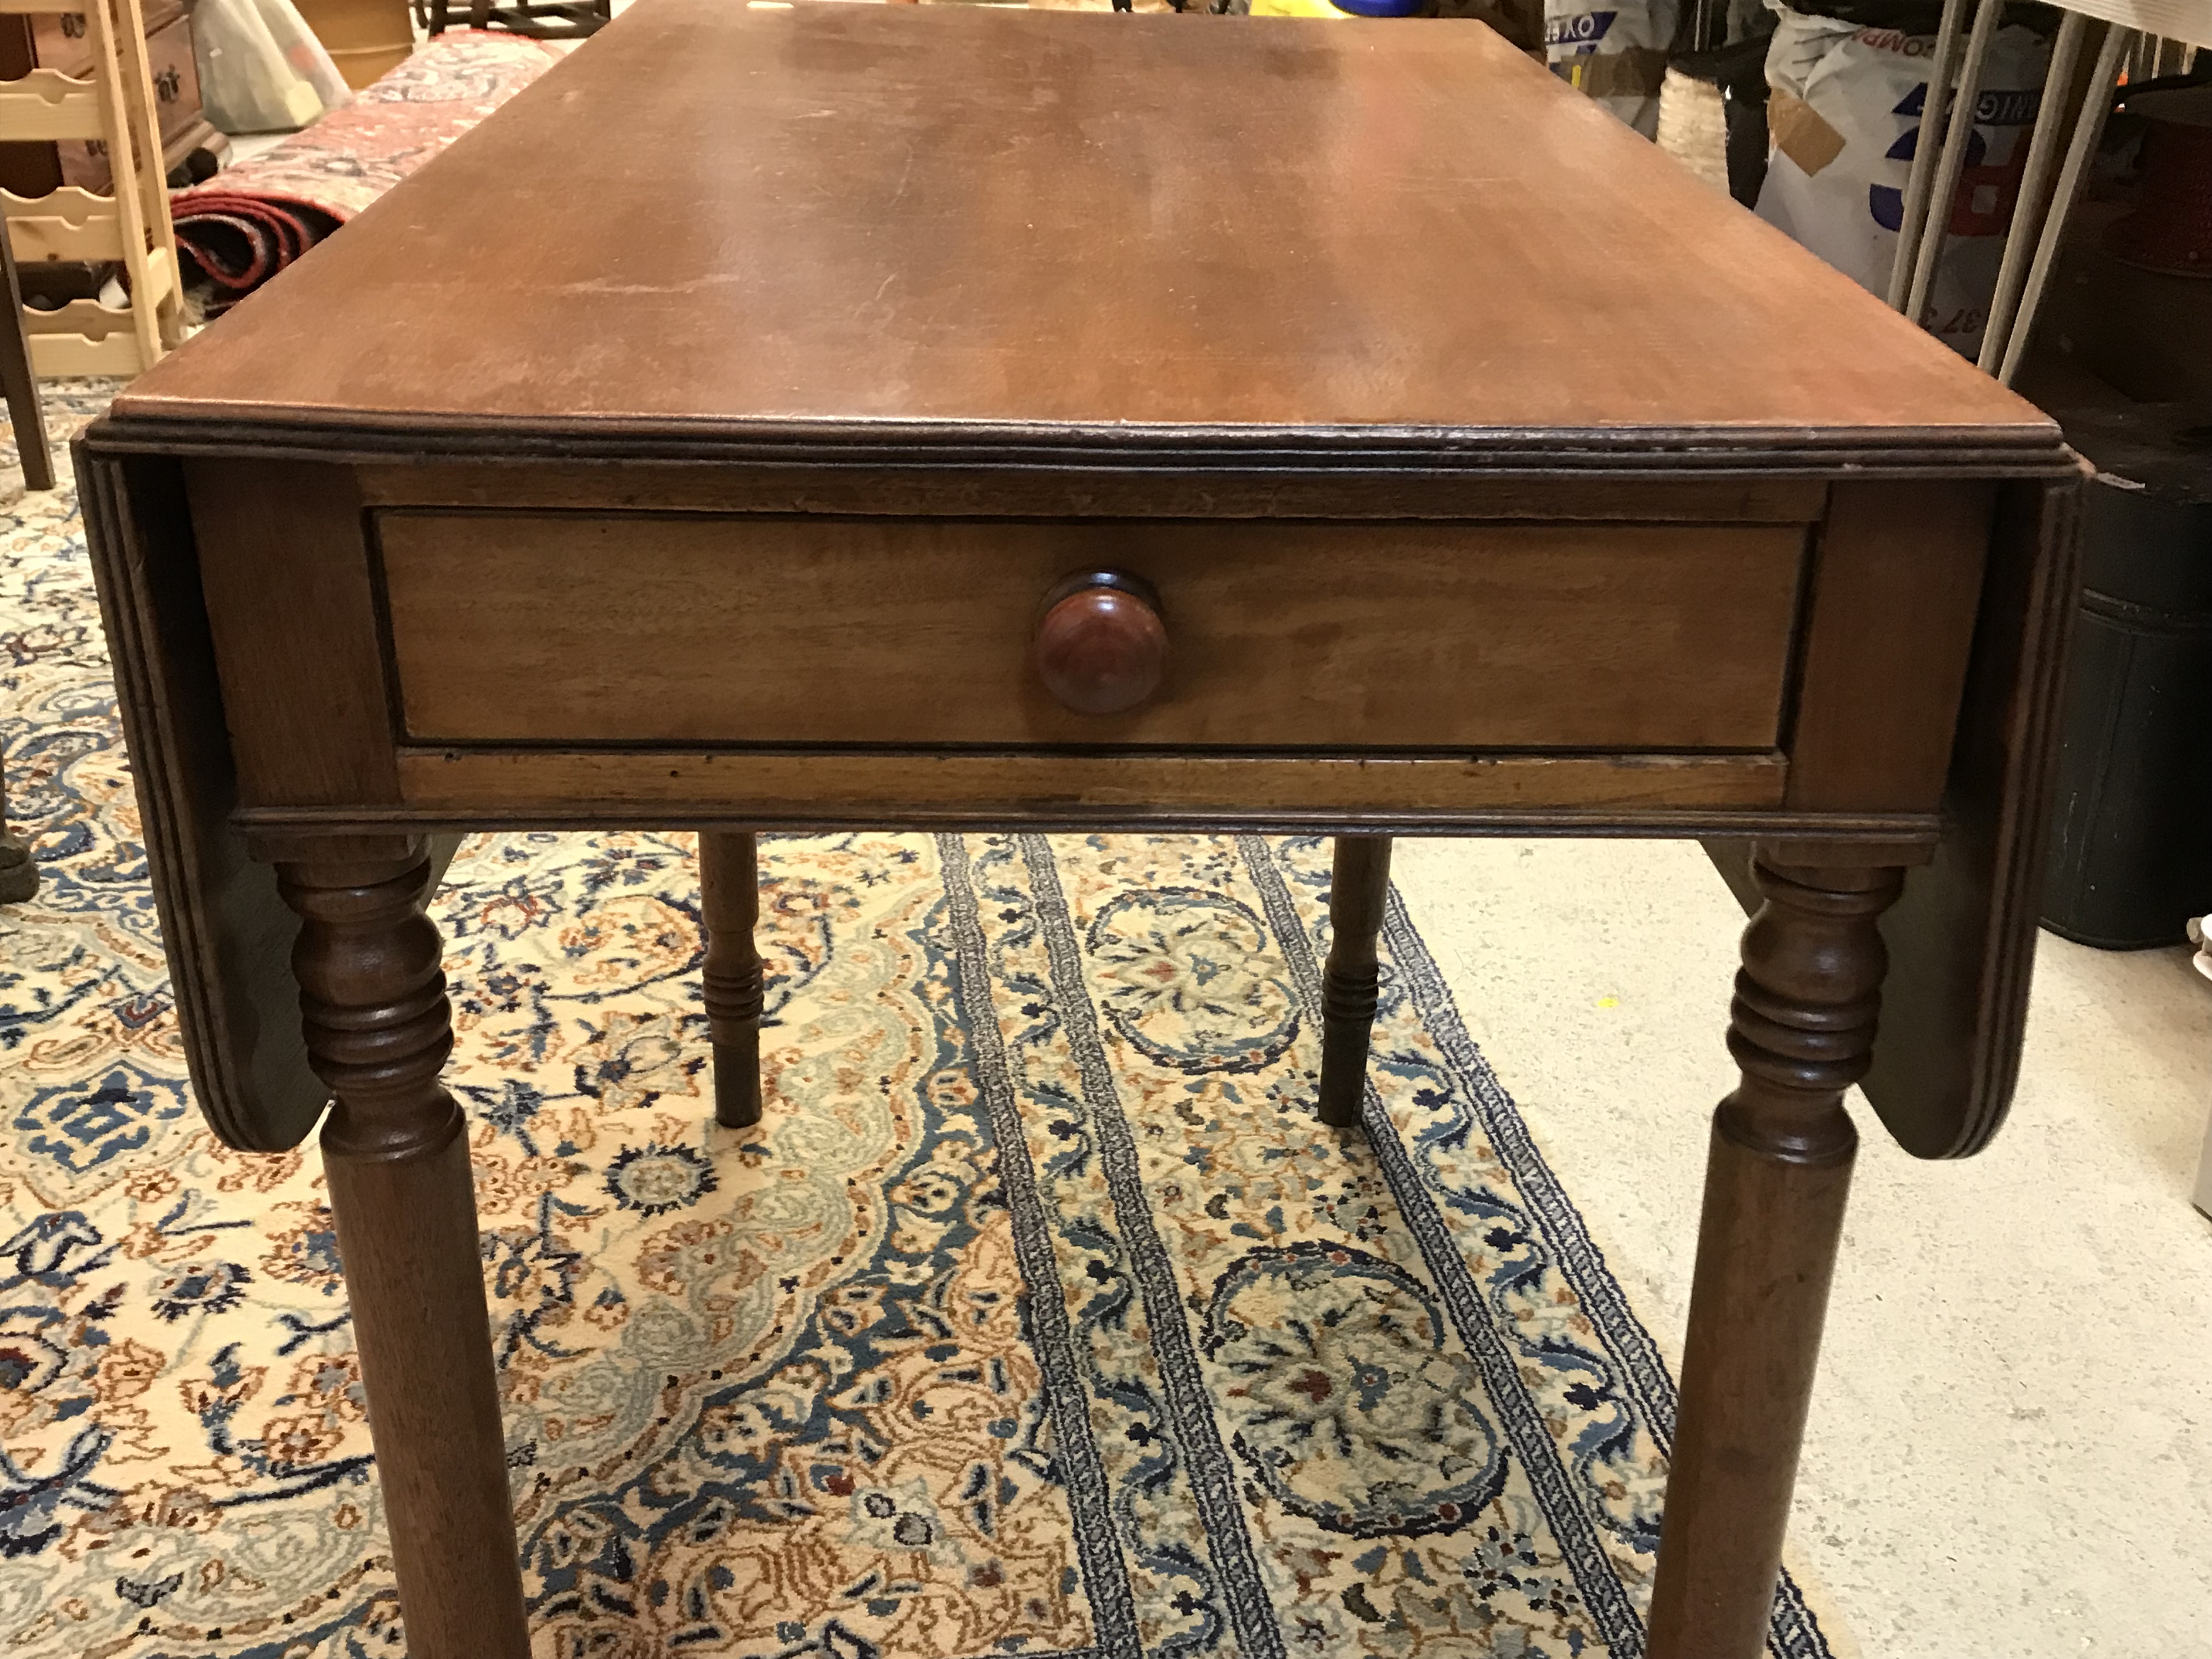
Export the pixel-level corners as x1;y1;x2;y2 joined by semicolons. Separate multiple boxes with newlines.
1891;81;2041;126
1870;126;1988;230
1543;9;1616;47
1869;76;2035;230
1976;87;2041;126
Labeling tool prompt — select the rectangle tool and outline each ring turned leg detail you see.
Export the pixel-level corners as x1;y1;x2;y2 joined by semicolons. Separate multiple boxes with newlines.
699;831;765;1129
276;839;530;1659
1318;834;1392;1128
1645;853;1905;1659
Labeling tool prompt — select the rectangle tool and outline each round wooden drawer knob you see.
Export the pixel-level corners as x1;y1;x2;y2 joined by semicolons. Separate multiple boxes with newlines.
1033;569;1167;716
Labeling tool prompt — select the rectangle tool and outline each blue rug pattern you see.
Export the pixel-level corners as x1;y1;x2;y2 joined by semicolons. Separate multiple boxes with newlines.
0;408;1836;1658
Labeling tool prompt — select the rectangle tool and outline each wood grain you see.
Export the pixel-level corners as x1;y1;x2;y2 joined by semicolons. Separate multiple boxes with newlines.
280;844;528;1659
1646;855;1903;1659
698;831;764;1130
376;514;1807;752
386;748;1791;821
352;465;1835;524
114;4;2055;461
185;458;398;808
76;449;330;1152
1032;570;1170;717
1318;835;1391;1129
1708;473;2089;1160
1857;472;2087;1156
1785;482;1995;812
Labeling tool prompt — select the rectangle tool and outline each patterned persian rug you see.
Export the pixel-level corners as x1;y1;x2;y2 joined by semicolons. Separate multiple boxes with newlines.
0;408;1841;1658
171;32;560;313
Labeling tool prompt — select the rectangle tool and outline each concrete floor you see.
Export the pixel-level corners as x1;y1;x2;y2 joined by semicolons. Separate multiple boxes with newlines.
1393;837;2212;1659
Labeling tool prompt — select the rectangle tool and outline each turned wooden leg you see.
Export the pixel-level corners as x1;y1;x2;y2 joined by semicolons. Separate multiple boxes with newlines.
1317;833;1391;1128
699;830;764;1129
276;839;529;1659
1646;851;1904;1659
0;763;35;904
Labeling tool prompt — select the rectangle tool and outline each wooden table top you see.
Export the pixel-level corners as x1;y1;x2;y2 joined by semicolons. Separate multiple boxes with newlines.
116;0;2057;467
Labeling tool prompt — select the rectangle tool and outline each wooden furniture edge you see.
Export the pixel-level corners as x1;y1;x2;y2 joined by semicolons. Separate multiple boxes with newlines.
378;749;1793;819
352;468;1836;522
82;409;2076;479
76;444;326;1151
1702;465;2089;1160
78;419;2072;1158
74;443;467;1152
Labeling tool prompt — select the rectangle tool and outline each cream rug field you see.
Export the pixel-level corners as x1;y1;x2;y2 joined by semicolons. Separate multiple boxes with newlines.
0;397;1838;1658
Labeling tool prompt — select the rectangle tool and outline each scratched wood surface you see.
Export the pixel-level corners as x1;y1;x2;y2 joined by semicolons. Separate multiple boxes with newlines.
114;1;2054;454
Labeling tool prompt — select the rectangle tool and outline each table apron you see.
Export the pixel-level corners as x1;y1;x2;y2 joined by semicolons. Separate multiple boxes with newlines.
176;461;1996;834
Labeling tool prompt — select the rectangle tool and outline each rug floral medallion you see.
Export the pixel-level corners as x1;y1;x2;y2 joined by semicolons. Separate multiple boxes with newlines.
0;408;1838;1659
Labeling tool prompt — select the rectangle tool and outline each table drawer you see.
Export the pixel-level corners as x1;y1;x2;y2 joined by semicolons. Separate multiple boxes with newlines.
374;511;1807;751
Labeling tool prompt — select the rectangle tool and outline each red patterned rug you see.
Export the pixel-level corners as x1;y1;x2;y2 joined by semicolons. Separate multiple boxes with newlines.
171;31;560;313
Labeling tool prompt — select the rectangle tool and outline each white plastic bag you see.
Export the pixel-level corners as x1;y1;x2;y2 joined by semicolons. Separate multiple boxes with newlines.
252;0;353;118
194;0;352;134
1754;10;2050;357
1546;0;1683;139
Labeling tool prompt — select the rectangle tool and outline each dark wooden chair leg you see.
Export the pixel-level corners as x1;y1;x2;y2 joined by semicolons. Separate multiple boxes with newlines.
276;838;530;1659
699;830;764;1128
0;763;36;903
1646;850;1905;1659
1317;833;1392;1128
0;215;52;493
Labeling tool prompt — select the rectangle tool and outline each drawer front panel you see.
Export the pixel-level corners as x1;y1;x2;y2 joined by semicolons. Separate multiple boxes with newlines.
375;512;1807;751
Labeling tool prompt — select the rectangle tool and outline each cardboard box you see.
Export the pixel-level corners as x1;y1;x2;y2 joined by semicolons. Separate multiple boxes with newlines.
294;0;414;91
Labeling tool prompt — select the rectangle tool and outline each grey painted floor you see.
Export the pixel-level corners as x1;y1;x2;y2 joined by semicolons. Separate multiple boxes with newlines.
1396;837;2212;1659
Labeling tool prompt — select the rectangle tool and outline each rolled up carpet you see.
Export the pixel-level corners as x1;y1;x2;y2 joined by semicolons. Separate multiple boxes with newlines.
172;30;560;313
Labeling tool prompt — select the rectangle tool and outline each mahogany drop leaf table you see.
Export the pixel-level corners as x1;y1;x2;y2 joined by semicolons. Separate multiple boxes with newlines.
80;4;2081;1655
